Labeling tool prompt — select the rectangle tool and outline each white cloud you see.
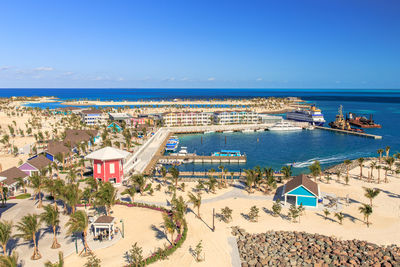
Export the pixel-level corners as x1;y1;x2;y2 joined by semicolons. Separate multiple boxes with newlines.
0;66;10;71
34;67;54;71
163;77;176;81
256;78;263;81
208;77;215;81
181;77;190;81
62;71;74;76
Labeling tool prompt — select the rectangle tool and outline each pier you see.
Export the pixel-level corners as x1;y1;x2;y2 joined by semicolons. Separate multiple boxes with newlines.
315;126;382;139
158;154;247;164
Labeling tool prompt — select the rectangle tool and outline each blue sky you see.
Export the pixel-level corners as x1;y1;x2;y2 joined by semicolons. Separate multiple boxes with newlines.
0;0;399;89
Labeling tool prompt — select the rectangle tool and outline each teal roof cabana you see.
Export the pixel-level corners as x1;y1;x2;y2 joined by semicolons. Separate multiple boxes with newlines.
283;174;320;207
107;122;122;133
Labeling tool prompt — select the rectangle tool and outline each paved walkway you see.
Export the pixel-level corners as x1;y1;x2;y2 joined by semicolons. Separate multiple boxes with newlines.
227;236;242;267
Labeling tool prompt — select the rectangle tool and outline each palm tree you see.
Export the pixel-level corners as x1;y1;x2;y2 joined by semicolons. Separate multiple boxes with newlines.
218;165;224;186
385;146;391;159
385;157;395;174
363;187;380;206
160;166;167;185
64;183;82;214
40;205;61;249
95;182;116;215
170;196;186;234
309;161;321;182
335;170;341;183
244;169;256;193
162;213;176;245
79;159;85;180
281;166;292;181
168;166;180;187
0;251;19;267
376;165;381;183
121;187;136;203
44;251;64;267
0;221;13;255
383;166;390;183
369;161;376;182
359;204;373;227
29;173;45;208
65;210;91;255
377;148;384;163
187;192;202;218
344;160;352;183
334;212;344;225
357;158;365;180
130;174;146;195
15;214;42;260
230;171;235;185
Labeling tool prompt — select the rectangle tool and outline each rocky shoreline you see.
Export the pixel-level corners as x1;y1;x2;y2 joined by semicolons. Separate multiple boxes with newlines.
232;227;400;266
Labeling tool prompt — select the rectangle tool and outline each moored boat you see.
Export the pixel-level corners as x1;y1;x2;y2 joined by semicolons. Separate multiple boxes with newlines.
269;121;302;131
286;104;325;126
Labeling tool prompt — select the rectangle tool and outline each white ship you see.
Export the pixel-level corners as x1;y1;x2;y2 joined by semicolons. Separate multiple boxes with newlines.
286;105;325;126
269;121;302;131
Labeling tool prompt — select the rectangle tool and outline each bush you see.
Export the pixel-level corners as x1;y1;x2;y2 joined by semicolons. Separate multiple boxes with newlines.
15;193;31;199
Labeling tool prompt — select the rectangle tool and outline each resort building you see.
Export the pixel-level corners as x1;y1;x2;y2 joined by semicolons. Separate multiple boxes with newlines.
0;167;29;196
18;155;52;176
108;112;132;124
214;111;260;125
85;146;131;185
64;129;99;148
130;115;156;126
45;141;71;162
283;174;320;208
107;122;122;133
80;109;108;125
163;112;214;127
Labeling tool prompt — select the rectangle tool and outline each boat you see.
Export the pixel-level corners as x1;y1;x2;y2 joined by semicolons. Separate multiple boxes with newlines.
165;136;179;151
242;129;254;133
268;121;302;131
286;104;325;126
212;150;242;157
204;130;215;134
328;106;364;133
256;129;265;132
346;113;381;128
223;130;234;133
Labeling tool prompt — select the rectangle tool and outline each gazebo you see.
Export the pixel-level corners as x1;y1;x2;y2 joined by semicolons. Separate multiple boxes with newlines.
283;174;320;208
92;215;115;241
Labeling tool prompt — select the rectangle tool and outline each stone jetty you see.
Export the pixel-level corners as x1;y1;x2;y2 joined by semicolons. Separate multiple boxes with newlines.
231;227;400;266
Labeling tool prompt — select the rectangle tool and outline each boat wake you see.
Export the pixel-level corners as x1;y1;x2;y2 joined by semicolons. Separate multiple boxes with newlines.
287;152;365;168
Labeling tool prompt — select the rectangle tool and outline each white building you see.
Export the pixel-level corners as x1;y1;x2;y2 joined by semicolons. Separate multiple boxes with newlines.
258;114;283;124
80;110;108;125
214;111;260;125
163;112;214;127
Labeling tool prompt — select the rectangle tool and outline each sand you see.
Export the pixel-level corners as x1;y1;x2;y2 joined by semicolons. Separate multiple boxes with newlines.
62;161;400;266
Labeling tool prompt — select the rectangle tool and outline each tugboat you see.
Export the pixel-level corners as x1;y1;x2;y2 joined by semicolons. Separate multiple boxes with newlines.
329;106;364;133
346;113;381;128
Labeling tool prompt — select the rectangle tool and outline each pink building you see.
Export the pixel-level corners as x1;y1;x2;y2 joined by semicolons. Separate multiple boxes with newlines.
85;147;131;185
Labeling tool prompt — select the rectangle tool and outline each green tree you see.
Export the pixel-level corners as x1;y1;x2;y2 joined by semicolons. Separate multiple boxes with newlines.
343;160;352;184
377;148;384;163
288;204;299;223
162;213;176;245
65;210;91;255
244;169;256;193
308;161;321;182
130;174;146;195
40;205;61;249
84;254;101;267
0;221;13;255
281;165;292;180
323;208;330;220
363;187;380;206
44;251;64;267
187;192;202;218
0;251;19;267
334;212;344;225
168;166;180;187
220;207;233;223
248;206;259;222
95;182;117;215
359;204;373;227
121;187;136;203
357;158;365;180
15;214;42;260
272;199;282;217
126;242;143;267
160;166;167;185
29;173;45;208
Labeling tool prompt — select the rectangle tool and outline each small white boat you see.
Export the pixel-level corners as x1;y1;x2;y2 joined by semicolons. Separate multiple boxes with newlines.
242;129;254;133
223;130;234;133
204;130;215;134
306;125;315;130
269;121;302;131
256;129;265;132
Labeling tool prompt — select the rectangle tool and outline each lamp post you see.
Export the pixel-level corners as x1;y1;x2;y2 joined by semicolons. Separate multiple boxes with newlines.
120;219;124;238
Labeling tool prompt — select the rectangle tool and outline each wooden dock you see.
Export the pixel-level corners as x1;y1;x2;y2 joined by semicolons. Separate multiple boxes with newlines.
315;126;382;139
158;155;247;163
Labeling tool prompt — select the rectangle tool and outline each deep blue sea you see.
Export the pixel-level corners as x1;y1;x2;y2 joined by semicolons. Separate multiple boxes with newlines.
2;88;399;174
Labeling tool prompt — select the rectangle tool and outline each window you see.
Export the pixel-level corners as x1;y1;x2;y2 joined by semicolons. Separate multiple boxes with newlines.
109;163;115;174
97;163;101;174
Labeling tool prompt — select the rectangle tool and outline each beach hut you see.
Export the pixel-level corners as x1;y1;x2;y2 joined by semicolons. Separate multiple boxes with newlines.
283;174;320;207
85;146;131;185
92;215;115;241
18;155;52;176
0;167;29;196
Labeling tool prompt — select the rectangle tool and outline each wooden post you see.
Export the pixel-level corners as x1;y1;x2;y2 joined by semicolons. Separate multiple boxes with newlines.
212;208;215;232
225;136;227;144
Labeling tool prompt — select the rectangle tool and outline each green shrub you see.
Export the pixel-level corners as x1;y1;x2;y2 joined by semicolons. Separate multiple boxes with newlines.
15;193;31;199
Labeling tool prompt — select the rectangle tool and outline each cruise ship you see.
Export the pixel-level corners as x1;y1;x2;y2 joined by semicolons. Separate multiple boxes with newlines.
286;105;325;126
165;136;179;152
